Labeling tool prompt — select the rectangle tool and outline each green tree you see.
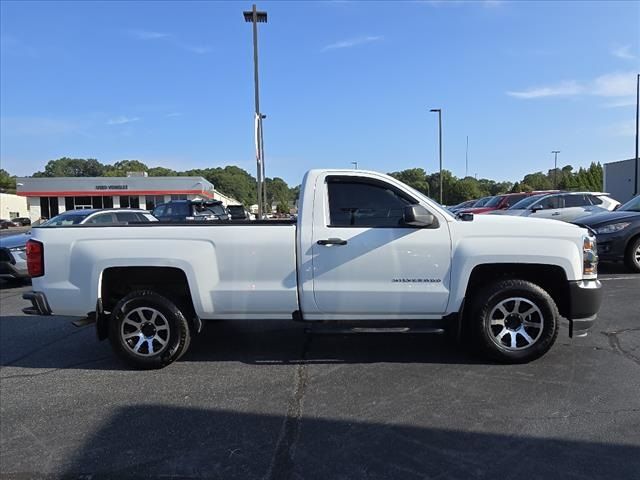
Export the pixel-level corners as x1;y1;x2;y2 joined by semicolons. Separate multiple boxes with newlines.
33;157;106;177
148;167;178;177
0;169;17;193
104;160;149;176
448;178;482;204
523;172;552;191
388;168;429;195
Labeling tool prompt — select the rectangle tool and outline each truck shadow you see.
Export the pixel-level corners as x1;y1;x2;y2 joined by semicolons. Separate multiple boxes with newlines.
27;405;638;479
0;317;490;371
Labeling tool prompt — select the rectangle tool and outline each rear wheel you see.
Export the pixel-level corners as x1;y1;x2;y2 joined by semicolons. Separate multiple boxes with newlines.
470;279;559;363
624;237;640;273
108;290;191;369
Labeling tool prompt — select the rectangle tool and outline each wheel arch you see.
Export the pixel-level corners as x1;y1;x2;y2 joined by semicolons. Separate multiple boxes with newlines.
97;266;201;340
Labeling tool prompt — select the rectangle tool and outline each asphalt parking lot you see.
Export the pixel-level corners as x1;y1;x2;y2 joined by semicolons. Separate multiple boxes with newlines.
1;268;639;480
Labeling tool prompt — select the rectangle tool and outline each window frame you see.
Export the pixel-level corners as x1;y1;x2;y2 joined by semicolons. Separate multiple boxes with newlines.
324;175;430;229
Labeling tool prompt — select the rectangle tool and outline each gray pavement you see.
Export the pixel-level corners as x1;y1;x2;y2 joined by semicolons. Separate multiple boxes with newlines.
1;268;639;479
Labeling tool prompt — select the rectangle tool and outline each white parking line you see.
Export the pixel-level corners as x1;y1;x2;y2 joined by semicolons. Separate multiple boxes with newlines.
600;276;640;281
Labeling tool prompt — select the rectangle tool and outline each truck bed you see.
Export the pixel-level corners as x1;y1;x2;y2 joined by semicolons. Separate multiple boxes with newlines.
30;223;299;318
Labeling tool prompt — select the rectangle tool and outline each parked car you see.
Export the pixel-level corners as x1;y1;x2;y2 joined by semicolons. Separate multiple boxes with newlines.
153;200;230;222
491;192;619;223
23;168;602;369
573;195;640;272
12;217;31;226
227;204;252;220
447;199;477;213
459;191;559;215
0;219;17;229
0;209;155;280
0;233;29;280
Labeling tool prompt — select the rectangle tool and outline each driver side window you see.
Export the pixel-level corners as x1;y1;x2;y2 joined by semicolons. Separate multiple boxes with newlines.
327;177;414;227
533;196;561;210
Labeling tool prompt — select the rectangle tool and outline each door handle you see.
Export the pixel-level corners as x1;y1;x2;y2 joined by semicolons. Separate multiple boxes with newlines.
552;212;560;216
317;238;348;246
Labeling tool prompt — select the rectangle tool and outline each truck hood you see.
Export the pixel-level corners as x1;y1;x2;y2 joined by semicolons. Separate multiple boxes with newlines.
457;212;585;237
0;232;30;249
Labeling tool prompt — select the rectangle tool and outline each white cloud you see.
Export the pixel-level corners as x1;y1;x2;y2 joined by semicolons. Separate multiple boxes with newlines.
180;44;212;55
107;116;140;125
507;81;584;99
508;71;637;99
603;98;637;108
612;44;636;60
0;116;79;135
607;120;637;137
128;29;211;54
322;35;383;52
129;29;171;40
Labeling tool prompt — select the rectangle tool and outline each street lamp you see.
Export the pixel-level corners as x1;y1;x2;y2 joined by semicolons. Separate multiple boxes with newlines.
351;161;358;169
243;4;268;218
634;73;639;196
430;108;443;204
551;150;560;189
259;113;267;214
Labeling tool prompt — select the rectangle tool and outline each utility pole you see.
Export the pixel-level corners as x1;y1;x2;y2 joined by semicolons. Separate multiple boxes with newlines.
552;150;560;189
430;108;443;204
259;113;267;214
351;161;358;169
465;135;469;178
243;4;267;218
635;73;639;196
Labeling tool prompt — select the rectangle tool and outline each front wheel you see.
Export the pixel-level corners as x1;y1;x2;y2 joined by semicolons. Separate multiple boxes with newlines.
108;290;191;369
470;279;559;363
625;237;640;273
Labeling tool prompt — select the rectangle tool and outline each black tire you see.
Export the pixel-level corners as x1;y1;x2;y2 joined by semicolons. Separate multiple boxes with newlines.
108;290;191;369
624;237;640;273
470;279;559;363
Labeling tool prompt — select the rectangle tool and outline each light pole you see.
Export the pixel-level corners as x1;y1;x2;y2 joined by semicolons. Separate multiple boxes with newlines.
259;113;267;213
551;150;560;189
430;108;443;204
243;4;267;218
634;73;639;196
351;161;358;169
465;135;469;178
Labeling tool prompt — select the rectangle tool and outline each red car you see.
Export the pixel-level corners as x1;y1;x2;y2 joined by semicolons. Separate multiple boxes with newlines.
460;191;560;215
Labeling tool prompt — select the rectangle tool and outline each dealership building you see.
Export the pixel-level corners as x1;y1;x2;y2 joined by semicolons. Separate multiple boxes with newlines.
16;174;238;221
603;158;640;204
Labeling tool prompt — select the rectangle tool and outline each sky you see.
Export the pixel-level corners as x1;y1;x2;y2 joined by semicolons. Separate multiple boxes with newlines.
1;0;639;186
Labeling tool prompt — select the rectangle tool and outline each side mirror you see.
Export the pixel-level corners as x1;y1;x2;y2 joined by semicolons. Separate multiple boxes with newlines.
403;204;437;227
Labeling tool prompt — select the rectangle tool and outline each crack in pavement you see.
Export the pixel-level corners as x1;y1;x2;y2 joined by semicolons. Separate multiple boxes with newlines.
602;328;640;366
263;334;311;480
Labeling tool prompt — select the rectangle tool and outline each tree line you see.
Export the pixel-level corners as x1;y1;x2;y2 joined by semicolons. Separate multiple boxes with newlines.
390;162;603;205
0;157;603;207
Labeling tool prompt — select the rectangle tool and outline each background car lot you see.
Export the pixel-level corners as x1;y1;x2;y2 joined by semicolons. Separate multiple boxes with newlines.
1;269;639;479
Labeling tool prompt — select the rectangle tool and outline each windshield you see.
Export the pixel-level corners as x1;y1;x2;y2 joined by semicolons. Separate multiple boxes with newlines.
227;206;244;214
509;194;547;210
203;204;227;216
473;197;493;207
484;195;504;207
40;212;90;226
619;195;640;212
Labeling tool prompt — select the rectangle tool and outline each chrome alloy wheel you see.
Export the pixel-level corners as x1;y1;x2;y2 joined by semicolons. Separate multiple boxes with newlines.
488;297;544;351
635;244;640;265
120;307;170;357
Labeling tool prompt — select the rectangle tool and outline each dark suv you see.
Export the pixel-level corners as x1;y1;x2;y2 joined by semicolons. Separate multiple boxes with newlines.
152;200;230;222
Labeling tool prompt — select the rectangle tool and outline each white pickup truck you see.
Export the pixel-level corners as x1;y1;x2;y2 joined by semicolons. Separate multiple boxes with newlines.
23;169;603;368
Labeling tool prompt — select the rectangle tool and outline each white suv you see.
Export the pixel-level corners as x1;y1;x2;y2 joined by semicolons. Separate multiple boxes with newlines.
493;192;620;222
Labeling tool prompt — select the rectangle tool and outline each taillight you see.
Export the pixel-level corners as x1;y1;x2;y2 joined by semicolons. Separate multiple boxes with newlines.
26;240;44;277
